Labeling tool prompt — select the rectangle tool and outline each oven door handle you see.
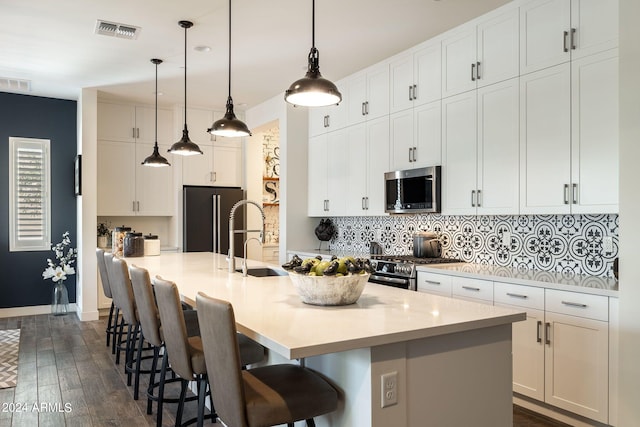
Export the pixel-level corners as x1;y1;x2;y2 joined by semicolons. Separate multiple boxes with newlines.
369;275;410;285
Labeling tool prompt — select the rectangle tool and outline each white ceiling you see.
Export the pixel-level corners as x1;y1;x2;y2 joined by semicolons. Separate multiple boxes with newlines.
0;0;510;111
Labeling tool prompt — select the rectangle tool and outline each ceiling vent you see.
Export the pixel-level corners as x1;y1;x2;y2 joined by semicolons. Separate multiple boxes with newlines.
0;77;31;93
95;20;141;40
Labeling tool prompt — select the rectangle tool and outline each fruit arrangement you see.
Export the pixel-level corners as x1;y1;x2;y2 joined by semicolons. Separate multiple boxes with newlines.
282;254;373;277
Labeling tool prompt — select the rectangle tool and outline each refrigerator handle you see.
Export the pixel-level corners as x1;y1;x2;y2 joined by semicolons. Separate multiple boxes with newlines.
216;195;221;253
212;195;218;253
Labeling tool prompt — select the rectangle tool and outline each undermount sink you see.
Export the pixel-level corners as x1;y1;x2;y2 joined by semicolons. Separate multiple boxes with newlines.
236;267;289;277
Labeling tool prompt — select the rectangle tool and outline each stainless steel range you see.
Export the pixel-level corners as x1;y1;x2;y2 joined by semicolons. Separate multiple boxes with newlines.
369;255;463;291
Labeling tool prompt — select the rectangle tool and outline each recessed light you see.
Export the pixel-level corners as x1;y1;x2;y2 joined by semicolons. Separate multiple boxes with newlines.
194;45;212;52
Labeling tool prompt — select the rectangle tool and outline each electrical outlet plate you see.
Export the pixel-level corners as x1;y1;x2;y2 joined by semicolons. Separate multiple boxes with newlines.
502;231;511;248
603;236;613;254
381;371;398;408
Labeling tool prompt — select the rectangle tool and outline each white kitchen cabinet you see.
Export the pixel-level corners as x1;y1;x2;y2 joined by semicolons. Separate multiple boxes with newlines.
347;62;389;126
544;310;609;423
308;80;348;137
519;63;571;214
570;49;619;213
98;102;173;144
390;100;441;171
520;0;618;75
609;297;619;427
443;78;519;215
345;117;389;216
308;130;347;216
451;276;493;304
182;141;242;188
389;40;441;114
442;7;519;98
97;140;173;216
416;271;452;297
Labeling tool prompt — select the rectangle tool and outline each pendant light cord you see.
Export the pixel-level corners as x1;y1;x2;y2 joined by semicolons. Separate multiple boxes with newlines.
155;62;158;145
227;0;232;99
311;0;315;49
184;24;188;126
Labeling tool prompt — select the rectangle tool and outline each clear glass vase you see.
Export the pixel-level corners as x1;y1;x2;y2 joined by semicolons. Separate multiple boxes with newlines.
52;281;69;316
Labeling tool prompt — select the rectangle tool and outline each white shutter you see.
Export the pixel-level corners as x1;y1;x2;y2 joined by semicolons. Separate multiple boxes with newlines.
9;137;51;251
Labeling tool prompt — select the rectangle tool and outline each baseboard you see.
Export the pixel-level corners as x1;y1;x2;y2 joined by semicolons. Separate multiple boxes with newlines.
0;304;78;319
514;394;611;427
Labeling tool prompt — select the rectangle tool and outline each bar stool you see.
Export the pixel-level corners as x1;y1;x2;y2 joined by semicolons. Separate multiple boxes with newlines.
195;292;339;427
129;264;199;427
96;248;117;350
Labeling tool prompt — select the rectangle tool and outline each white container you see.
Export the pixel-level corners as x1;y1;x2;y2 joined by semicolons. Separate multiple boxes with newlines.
143;234;161;256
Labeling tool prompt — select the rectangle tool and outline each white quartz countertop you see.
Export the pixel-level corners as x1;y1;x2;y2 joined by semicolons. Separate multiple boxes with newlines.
129;252;525;359
417;263;619;297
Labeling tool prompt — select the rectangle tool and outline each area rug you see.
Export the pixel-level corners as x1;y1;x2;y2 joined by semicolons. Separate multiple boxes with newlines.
0;329;20;389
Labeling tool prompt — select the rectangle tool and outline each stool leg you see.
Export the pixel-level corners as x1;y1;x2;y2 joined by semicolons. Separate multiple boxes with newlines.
147;345;159;415
197;375;207;427
306;419;316;427
115;313;126;364
125;324;134;385
133;325;145;400
106;301;115;347
176;379;188;427
156;349;169;427
113;307;122;356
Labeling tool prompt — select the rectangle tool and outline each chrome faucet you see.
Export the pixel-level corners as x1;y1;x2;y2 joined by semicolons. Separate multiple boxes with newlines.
228;199;265;273
242;237;263;277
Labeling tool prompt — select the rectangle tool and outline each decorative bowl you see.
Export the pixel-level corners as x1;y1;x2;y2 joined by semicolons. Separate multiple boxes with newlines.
289;272;370;306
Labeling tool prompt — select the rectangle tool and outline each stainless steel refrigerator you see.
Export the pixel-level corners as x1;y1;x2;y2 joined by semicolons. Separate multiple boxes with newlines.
183;186;245;256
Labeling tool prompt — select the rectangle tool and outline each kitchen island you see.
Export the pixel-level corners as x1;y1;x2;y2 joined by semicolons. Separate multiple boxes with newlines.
130;252;525;427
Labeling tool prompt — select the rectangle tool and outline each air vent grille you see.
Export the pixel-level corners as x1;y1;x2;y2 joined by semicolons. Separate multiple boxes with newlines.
0;77;32;93
95;20;141;40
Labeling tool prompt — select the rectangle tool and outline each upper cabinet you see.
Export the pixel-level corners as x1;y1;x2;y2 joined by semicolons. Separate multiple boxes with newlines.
389;40;441;114
520;0;619;75
346;62;390;126
390;100;441;171
98;102;173;144
442;7;519;98
309;80;348;137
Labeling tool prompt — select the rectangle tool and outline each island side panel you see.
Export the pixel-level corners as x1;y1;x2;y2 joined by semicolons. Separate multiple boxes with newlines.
404;324;513;427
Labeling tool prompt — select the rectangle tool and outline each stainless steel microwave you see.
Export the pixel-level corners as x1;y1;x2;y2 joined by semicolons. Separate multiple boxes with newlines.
384;166;441;214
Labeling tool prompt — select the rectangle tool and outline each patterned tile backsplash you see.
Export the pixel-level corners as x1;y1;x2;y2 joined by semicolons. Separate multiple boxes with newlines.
327;214;619;278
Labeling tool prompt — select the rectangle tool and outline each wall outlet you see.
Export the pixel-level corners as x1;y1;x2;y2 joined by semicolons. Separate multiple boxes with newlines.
381;371;398;408
603;236;613;254
502;231;511;249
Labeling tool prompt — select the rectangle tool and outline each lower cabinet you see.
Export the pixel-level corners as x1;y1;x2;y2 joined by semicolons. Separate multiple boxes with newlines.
419;273;613;425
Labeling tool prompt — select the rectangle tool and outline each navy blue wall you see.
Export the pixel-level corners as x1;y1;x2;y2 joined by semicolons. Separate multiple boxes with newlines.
0;92;77;309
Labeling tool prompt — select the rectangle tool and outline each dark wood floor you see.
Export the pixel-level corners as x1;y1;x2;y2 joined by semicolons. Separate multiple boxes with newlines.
0;314;571;427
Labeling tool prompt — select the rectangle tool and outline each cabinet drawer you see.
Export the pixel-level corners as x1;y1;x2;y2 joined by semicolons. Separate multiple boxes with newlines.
452;277;493;302
545;289;608;321
494;282;544;310
416;272;452;297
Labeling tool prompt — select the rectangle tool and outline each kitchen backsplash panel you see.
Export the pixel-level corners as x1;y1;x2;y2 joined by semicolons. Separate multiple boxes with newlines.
328;214;619;278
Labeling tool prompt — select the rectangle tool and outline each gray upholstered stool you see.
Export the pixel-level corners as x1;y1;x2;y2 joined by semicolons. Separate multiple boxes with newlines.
96;248;117;351
196;292;339;427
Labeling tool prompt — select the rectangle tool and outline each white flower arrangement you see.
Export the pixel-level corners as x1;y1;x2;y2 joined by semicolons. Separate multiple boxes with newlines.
42;231;78;284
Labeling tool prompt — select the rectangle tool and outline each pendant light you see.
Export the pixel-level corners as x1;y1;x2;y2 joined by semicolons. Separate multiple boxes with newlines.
142;59;171;167
284;0;342;107
168;20;203;156
207;0;251;137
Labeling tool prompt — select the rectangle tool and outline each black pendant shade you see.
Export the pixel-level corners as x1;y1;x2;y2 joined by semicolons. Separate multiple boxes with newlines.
143;58;171;167
208;0;251;137
169;20;203;156
284;0;342;107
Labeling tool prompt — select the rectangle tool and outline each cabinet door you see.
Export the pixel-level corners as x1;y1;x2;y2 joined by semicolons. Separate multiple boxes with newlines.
309;106;328;137
501;305;545;401
477;78;519;215
413;41;441;106
413;100;442;168
442;27;477;98
520;0;571;75
182;145;214;186
326;129;348;216
308;134;328;216
389;109;414;171
97;103;136;142
347;72;367;126
365;116;390;216
545;312;609;423
570;0;619;60
136;106;174;144
346;124;367;215
416;271;452;297
135;143;174;216
476;8;520;88
365;63;390;120
519;63;571;214
97;140;136;216
571;49;619;213
390;52;415;114
212;144;242;187
442;91;477;215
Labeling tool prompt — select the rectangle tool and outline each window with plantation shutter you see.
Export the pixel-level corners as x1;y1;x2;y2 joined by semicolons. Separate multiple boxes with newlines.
9;137;51;252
